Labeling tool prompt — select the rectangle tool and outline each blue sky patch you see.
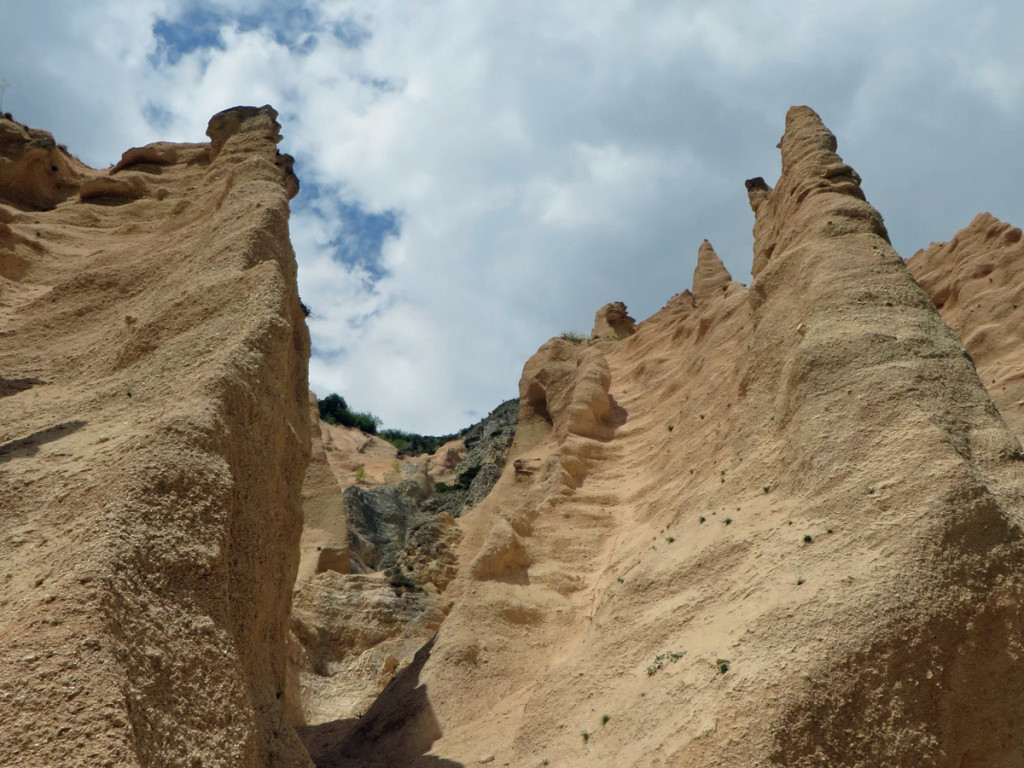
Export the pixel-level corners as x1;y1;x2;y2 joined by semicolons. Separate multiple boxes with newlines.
295;181;400;283
151;7;226;65
151;3;370;66
239;2;317;54
332;18;372;49
329;202;400;282
142;102;175;130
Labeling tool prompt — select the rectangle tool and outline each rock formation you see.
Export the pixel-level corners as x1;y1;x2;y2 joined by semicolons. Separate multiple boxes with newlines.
591;301;637;339
297;392;350;586
8;102;1024;768
320;107;1024;767
0;107;311;767
288;400;518;733
691;239;734;303
908;212;1024;438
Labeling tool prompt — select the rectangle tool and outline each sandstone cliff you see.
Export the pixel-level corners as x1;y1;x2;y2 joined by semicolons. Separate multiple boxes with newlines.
0;107;312;767
908;212;1024;439
313;107;1024;767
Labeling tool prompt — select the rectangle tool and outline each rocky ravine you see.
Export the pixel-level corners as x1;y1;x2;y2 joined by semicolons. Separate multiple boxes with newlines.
6;102;1024;768
0;108;312;767
309;107;1024;767
288;399;518;728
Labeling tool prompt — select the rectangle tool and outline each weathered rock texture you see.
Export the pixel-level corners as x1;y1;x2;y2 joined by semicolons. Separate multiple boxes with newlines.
297;392;350;586
909;212;1024;439
288;401;518;732
0;107;312;767
319;107;1024;767
591;301;636;339
290;573;447;726
691;239;734;303
422;398;519;518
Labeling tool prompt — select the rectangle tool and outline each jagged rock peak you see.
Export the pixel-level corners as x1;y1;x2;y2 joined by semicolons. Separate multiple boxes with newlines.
592;301;637;339
775;106;866;205
744;177;771;213
749;105;888;278
692;239;732;303
206;104;280;154
206;104;299;198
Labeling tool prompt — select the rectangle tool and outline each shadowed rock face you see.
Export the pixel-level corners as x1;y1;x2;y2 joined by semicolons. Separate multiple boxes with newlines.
333;106;1024;768
0;106;312;767
0;117;82;209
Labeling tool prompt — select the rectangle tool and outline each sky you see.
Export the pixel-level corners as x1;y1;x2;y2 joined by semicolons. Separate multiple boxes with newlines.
3;1;1024;434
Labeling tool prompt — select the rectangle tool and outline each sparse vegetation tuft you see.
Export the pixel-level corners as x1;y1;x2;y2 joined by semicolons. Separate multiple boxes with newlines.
581;731;590;743
561;331;587;343
318;393;382;434
647;651;684;675
803;534;813;543
724;517;732;525
602;714;610;725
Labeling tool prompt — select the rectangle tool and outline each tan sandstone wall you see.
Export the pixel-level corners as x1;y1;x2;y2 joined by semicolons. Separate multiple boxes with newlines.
0;106;312;767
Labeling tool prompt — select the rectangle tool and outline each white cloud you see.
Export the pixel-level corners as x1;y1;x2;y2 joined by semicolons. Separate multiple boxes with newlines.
6;0;1024;432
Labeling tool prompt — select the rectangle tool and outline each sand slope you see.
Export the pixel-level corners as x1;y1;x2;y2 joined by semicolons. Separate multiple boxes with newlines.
323;107;1024;768
0;107;312;767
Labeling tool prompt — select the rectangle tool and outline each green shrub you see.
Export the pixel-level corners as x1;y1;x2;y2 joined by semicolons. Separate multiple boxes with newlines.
456;464;481;489
379;427;456;457
317;393;382;434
